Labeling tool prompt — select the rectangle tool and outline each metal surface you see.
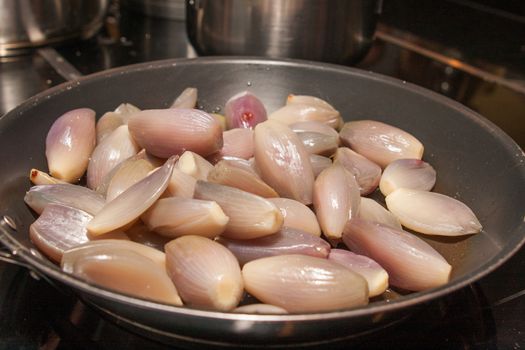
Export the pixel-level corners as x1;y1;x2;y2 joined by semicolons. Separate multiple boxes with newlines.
0;0;109;57
122;0;186;20
186;0;381;64
0;57;524;346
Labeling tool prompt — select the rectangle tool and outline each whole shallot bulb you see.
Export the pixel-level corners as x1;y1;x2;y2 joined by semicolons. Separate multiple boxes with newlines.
46;108;96;183
224;91;267;129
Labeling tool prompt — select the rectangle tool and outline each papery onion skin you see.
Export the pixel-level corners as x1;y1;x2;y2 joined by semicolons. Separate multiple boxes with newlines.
25;184;105;215
242;254;368;312
87;156;177;237
46;108;96;183
254;120;315;205
379;159;437;196
128;108;223;158
224;91;267;129
339;120;424;168
342;218;452;291
333;147;382;195
328;248;389;297
217;227;330;265
267;197;321;236
165;235;244;311
385;188;482;236
30;204;92;262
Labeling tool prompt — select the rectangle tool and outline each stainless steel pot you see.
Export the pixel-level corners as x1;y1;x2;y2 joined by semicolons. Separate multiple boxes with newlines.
0;0;109;57
186;0;382;64
0;57;524;347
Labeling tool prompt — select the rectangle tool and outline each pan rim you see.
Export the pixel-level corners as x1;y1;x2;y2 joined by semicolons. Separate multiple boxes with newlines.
2;56;525;325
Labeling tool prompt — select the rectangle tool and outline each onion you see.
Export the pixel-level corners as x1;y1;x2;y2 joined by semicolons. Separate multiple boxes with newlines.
170;87;198;109
254;120;315;204
207;159;278;198
165;235;243;311
62;240;182;306
87;156;177;236
296;131;338;156
339;120;424;168
193;180;282;239
333;147;381;195
106;158;154;201
176;151;214;181
217;227;330;265
233;304;288;314
379;159;436;196
128;108;223;158
209;128;254;162
358;197;402;230
267;197;321;237
142;197;229;238
242;255;368;312
96;103;140;143
29;169;67;186
25;184;105;215
29;204;92;262
313;163;360;239
328;249;389;297
45;108;96;183
224;91;267;129
385;188;482;236
342;218;451;291
87;125;140;190
309;154;332;178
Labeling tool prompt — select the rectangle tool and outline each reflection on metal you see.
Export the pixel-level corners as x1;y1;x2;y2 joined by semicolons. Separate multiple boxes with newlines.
37;48;83;81
376;30;525;95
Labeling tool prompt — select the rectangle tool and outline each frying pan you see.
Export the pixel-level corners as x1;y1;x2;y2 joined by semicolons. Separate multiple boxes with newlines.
0;57;524;347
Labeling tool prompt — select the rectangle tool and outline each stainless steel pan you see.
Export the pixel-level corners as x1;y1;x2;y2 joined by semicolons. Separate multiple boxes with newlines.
0;57;524;347
0;0;109;57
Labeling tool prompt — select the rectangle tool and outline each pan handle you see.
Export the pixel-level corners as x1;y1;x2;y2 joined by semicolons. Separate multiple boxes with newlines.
0;216;72;294
0;215;32;268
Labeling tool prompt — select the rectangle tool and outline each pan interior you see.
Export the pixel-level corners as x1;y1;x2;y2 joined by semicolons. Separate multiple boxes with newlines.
0;57;524;341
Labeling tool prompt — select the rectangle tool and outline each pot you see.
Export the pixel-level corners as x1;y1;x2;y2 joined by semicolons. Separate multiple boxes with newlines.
186;0;382;64
0;0;109;57
0;57;524;347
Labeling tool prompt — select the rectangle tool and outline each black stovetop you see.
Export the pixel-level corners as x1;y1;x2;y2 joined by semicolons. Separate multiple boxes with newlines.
1;2;524;349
